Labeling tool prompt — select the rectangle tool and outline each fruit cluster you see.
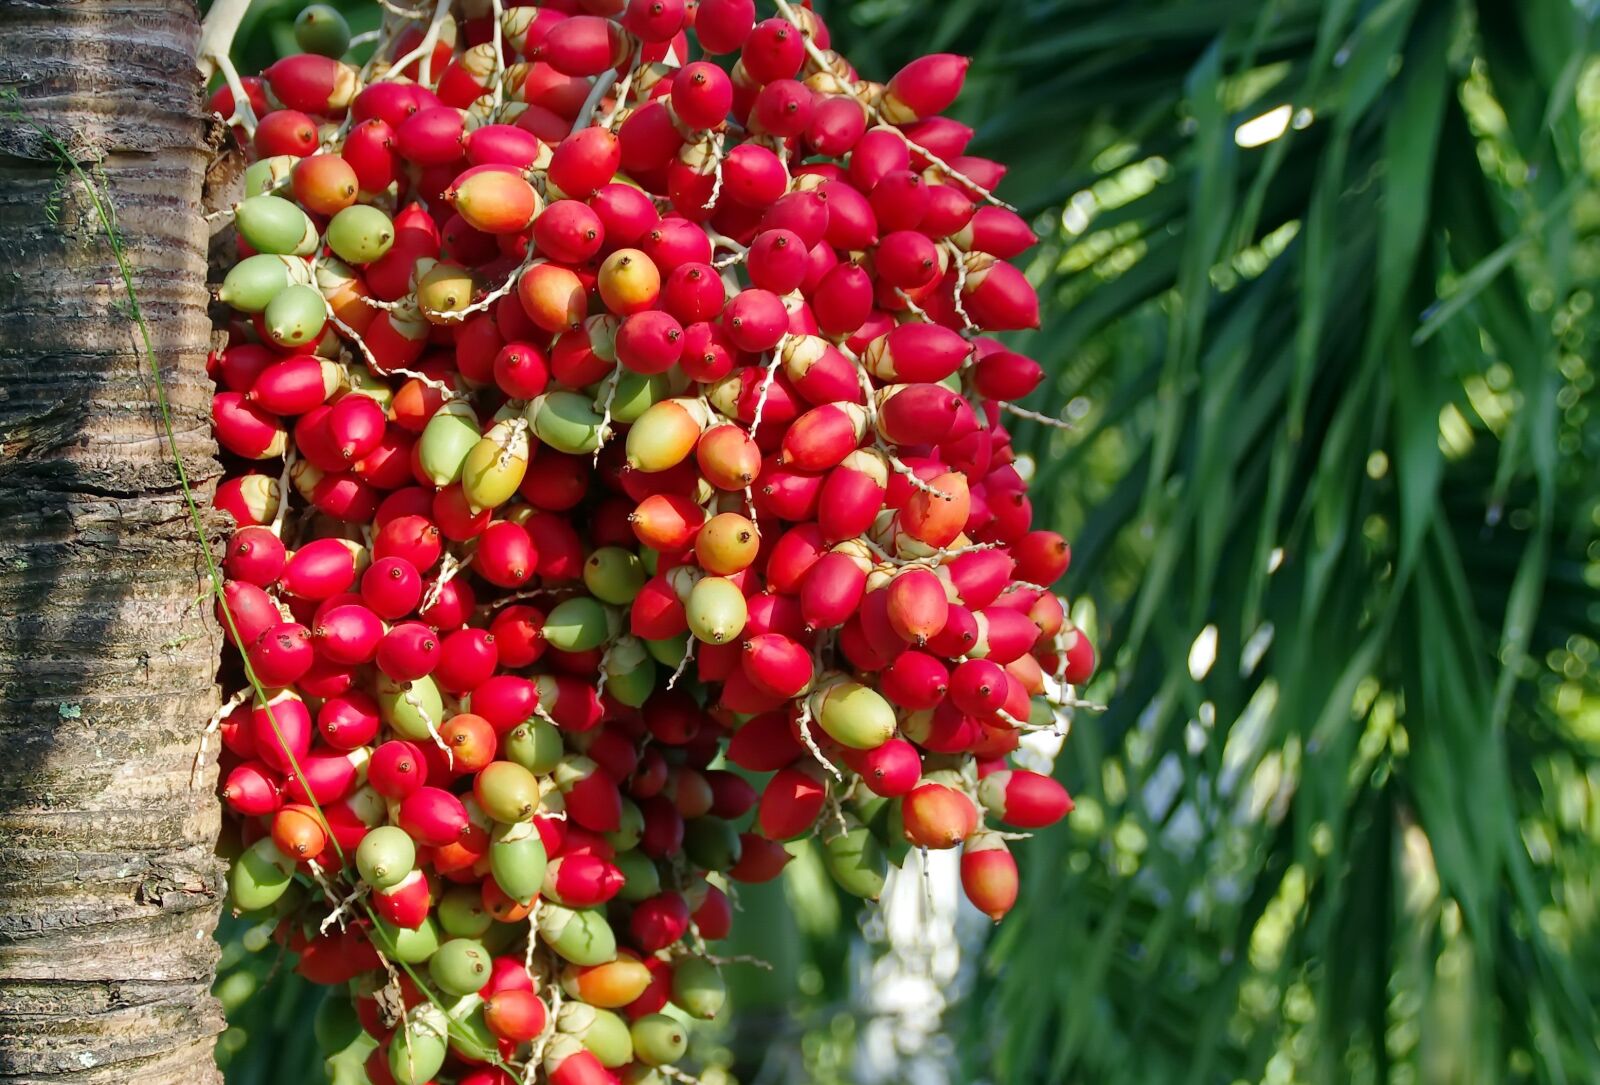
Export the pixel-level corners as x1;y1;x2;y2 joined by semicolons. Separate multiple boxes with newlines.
207;1;1093;1082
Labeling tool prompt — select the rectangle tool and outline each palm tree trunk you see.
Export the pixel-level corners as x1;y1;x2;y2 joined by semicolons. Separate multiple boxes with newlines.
0;1;224;1081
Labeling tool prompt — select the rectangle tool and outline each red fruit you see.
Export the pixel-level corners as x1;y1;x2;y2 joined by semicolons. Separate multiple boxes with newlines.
961;832;1019;921
661;262;726;324
960;256;1040;330
885;568;949;646
249;694;313;775
539;15;630;77
317;690;381;750
255;108;319;157
694;0;756;53
221;762;281;817
485;988;547;1043
376;622;440;682
880;651;949;710
740;633;813;698
725;711;803;771
616;310;686;373
722;288;788;353
751;79;813;138
549;127;622;198
435;629;499;693
373;514;443;571
213;392;285;459
799;551;867;631
740;18;803;82
534;199;606;264
746;228;808;293
630;492;705;551
844;738;923;798
477;520;537;587
361;556;422;620
630;892;691;952
672;61;734;129
884;54;970;122
394;106;466;165
1063;627;1096;685
977;769;1073;829
313;602;384;665
545;853;625;906
471;675;540;733
806;95;867;156
371;869;431;929
248;622;314;686
590;182;660;246
399;786;470;846
728;831;792;882
901;782;978;849
225;525;287;586
757;763;826;840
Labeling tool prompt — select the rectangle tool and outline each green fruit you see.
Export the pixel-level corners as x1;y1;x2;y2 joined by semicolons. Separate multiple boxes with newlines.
489;820;548;903
429;937;491;996
543;596;611;652
436;884;493;938
604;797;644;853
326;204;396;265
671;956;726;1020
686;576;747;645
446;1008;498;1063
630;1013;688;1067
538;904;617;965
356;825;415;889
602;636;654;707
263;283;328;348
613;848;661;902
822;818;888;900
476;760;542;823
235;194;318;255
378;675;445;742
228;837;294;912
812;679;897;750
644;633;688;668
243;155;296;197
682;816;741;872
387;1007;448;1085
559;1003;634;1068
314;991;363;1056
295;3;353;57
218;253;293;312
608;369;672;424
369;916;441;964
505;719;563;774
418;400;481;488
461;419;531;513
526;391;605;454
584;546;646;604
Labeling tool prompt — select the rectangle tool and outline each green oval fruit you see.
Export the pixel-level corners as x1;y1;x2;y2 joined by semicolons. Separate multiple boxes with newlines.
377;675;446;743
823;818;888;900
436;884;493;938
630;1013;688;1067
608;370;672;424
228;837;294;912
429;937;491;996
369;915;441;963
505;719;563;774
314;989;363;1055
243;155;296;197
538;904;617;966
561;1004;634;1068
603;797;644;853
602;637;654;708
446;1007;498;1063
489;820;548;903
418;400;481;488
682;816;741;872
218;253;293;312
644;633;689;668
263;283;328;348
387;1007;448;1085
526;391;604;453
476;760;542;823
543;596;611;652
295;3;353;57
812;679;896;750
613;848;661;902
460;420;530;513
235;194;317;255
356;825;416;889
686;577;747;645
326;204;395;265
583;547;646;605
670;957;726;1020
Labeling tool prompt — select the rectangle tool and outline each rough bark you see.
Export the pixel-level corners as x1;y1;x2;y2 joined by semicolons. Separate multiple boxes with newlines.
0;1;225;1082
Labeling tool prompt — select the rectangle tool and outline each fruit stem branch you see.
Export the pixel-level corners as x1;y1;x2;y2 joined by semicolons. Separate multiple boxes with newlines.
573;68;619;136
196;0;251;81
998;401;1074;429
383;0;452;88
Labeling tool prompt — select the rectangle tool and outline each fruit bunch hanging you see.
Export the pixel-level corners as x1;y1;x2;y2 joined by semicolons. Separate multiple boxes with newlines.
206;0;1096;1081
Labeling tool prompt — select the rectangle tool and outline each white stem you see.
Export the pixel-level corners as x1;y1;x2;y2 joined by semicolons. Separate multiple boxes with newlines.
196;0;251;81
572;68;619;135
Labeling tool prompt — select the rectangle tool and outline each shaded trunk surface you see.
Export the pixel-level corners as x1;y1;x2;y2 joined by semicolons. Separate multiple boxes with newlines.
0;1;225;1082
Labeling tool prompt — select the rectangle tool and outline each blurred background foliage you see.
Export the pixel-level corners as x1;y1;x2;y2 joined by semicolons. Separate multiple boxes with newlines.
212;0;1600;1082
